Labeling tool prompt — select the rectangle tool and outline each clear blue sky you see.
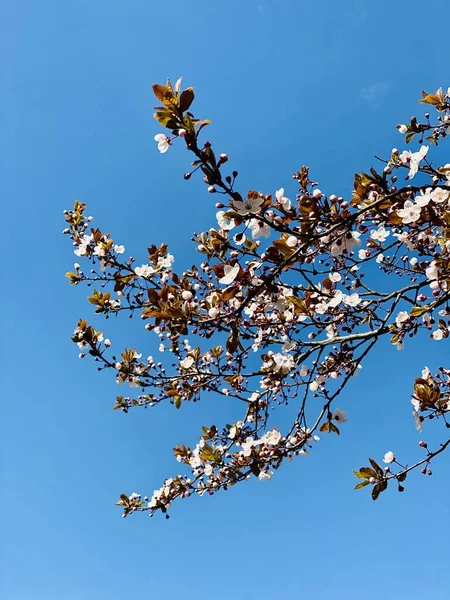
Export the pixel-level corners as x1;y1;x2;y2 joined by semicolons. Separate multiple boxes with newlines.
2;1;449;598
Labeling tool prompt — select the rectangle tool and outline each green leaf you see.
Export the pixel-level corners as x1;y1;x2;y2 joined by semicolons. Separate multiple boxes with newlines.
179;87;195;112
226;331;239;354
353;467;377;479
369;458;383;477
410;305;429;317
200;444;216;462
420;93;442;105
152;83;178;108
371;483;383;501
354;480;370;490
153;111;179;129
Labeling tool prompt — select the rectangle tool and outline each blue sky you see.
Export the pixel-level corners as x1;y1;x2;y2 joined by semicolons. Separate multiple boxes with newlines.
2;1;449;598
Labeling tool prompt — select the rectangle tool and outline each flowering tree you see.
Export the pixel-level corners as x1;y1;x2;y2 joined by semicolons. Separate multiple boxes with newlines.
64;80;450;518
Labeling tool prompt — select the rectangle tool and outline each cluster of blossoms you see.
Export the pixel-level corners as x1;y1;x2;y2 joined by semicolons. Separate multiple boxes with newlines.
65;81;450;517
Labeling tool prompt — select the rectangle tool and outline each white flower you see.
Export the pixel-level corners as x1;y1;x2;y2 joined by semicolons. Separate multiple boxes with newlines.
331;231;361;256
329;272;341;282
216;211;235;231
208;307;219;318
74;234;92;256
189;454;202;469
397;124;408;134
219;264;240;285
282;340;296;353
114;244;124;254
309;381;319;392
331;408;347;423
180;356;194;369
376;253;384;263
154;133;170;153
327;289;343;308
258;469;273;481
370;226;390;242
232;195;264;215
233;232;246;245
286;235;298;248
300;365;308;377
425;261;438;281
358;249;368;259
157;254;174;269
260;429;282;446
432;329;444;340
135;264;155;278
395;311;409;328
430;187;449;204
93;243;106;257
275;188;291;211
399;145;428;179
413;410;423;432
421;366;431;379
342;293;361;307
241;437;256;457
182;290;193;300
397;200;422;224
248;218;270;239
272;353;296;374
414;189;433;207
383;451;395;464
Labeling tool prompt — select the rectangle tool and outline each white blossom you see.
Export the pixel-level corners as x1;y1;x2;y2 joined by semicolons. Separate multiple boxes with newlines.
180;356;194;369
395;311;409;328
154;133;170;153
399;145;428;179
383;451;395;464
370;226;390;242
219;264;240;285
397;200;421;224
135;264;155;278
232;195;264;215
260;429;282;446
216;211;235;231
248;219;270;239
342;293;361;307
74;234;92;256
331;408;347;423
272;353;296;374
275;188;291;211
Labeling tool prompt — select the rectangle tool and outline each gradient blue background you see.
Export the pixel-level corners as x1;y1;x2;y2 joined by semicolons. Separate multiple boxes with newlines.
2;1;449;598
